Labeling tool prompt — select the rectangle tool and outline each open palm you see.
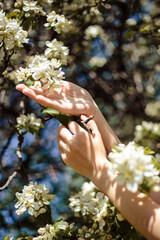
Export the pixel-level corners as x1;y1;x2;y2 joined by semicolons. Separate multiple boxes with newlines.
16;81;97;116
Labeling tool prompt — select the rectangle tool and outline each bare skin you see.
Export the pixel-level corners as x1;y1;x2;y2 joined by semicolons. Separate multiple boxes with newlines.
57;117;160;240
16;82;120;152
16;82;160;240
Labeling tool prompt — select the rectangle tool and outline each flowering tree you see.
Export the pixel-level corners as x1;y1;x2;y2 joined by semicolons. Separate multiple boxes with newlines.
0;0;160;239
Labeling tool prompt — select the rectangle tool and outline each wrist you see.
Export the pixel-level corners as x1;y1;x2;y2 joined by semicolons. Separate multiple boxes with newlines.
94;108;121;152
90;159;112;191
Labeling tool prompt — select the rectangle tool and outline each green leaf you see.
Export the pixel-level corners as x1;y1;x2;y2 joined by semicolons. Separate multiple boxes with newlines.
3;236;10;240
56;114;74;128
115;216;120;228
144;147;154;155
42;108;92;133
54;219;64;229
42;107;74;128
25;79;34;87
42;107;59;115
7;11;19;19
140;25;154;33
124;30;135;40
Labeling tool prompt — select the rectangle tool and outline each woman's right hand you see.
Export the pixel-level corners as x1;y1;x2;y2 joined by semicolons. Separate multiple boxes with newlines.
16;81;97;117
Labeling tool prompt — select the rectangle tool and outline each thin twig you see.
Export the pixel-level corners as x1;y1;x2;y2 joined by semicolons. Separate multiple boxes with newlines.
74;115;94;134
0;171;18;191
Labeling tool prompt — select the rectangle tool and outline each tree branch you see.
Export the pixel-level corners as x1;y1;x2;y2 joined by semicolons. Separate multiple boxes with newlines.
0;171;18;191
16;131;29;184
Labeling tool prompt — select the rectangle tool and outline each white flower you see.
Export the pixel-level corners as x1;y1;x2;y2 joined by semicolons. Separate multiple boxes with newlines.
0;10;6;29
22;0;45;16
126;18;137;26
44;11;72;34
33;221;71;240
108;142;160;193
16;67;32;82
145;101;160;119
0;13;28;50
15;182;55;217
69;181;109;230
23;0;38;12
31;59;51;81
85;25;104;39
29;55;63;87
134;121;160;144
17;114;28;126
16;113;44;134
16;55;64;91
89;56;107;68
45;39;69;65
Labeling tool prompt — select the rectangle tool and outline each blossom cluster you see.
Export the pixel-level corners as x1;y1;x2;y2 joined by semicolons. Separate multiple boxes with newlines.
15;182;55;217
33;221;75;240
45;39;69;66
145;101;160;119
134;121;160;148
16;113;44;135
14;0;46;17
76;223;106;240
84;25;115;69
15;55;65;93
89;56;107;68
44;11;72;34
69;182;109;230
108;142;160;193
69;181;125;239
0;10;28;50
0;1;13;10
85;25;104;39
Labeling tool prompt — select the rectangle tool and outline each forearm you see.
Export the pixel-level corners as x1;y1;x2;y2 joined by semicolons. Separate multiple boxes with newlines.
93;105;120;152
91;161;160;240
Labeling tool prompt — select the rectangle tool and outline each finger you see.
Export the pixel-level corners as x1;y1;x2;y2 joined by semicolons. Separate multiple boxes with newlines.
57;135;70;153
58;146;67;162
57;136;69;163
30;86;44;94
35;94;63;109
68;121;85;135
57;125;73;143
80;115;99;136
20;86;64;110
30;86;62;96
23;88;38;100
16;85;45;106
60;152;67;163
16;84;29;92
16;84;43;103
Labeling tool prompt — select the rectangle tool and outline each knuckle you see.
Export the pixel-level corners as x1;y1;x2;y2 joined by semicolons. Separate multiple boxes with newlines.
79;130;86;138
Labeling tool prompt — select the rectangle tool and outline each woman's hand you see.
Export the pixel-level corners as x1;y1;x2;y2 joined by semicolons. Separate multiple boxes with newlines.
56;115;108;180
16;81;97;117
16;81;120;152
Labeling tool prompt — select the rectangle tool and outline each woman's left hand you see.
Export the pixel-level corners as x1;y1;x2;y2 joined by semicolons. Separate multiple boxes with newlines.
57;115;108;180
